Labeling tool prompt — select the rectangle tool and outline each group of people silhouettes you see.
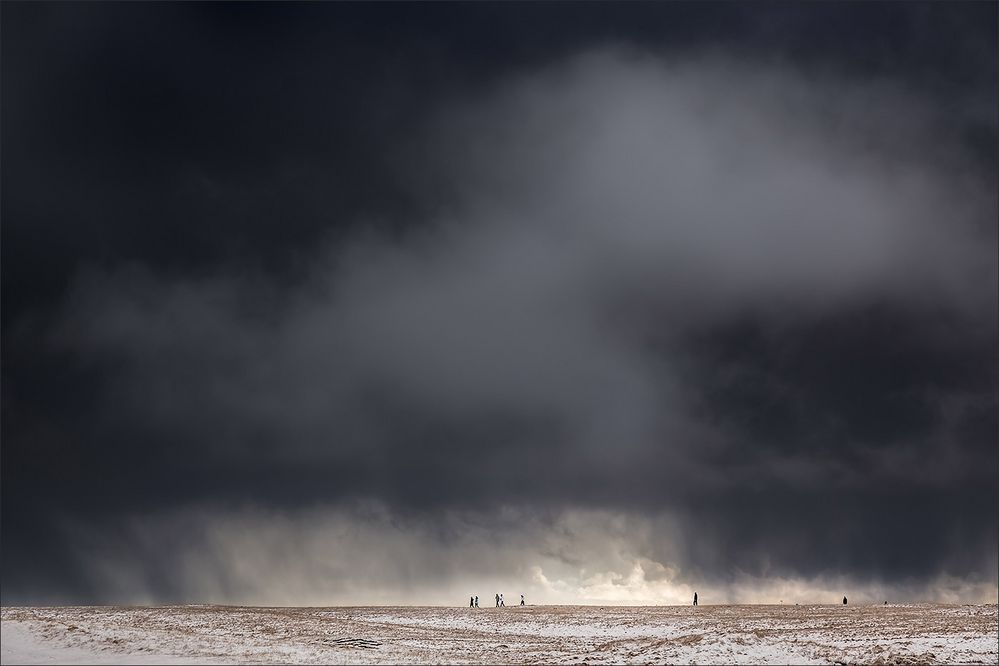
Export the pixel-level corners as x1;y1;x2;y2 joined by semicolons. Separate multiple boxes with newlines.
469;593;525;608
470;593;698;607
467;591;862;608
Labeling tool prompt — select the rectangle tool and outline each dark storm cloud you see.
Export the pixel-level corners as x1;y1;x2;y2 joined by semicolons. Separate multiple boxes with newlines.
2;3;996;604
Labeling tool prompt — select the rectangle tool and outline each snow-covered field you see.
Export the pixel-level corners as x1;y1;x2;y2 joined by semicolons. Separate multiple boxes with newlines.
2;603;996;665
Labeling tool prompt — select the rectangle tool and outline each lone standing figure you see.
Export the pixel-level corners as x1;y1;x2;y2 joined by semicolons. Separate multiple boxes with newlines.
693;592;698;606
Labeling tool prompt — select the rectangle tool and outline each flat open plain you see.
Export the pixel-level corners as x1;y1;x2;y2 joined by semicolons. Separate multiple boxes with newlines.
2;603;996;665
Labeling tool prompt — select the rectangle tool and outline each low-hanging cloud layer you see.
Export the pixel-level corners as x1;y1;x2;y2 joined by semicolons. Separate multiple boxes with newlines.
3;5;997;605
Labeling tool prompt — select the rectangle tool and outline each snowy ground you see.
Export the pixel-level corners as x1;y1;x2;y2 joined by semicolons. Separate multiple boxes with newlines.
2;603;996;665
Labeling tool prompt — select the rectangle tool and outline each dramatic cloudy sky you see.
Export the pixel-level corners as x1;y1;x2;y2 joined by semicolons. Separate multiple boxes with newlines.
2;3;996;606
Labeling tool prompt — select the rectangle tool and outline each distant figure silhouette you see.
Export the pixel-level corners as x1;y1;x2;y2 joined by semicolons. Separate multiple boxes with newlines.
693;592;698;606
884;601;887;605
500;593;505;607
843;596;848;605
475;596;479;608
495;593;499;607
470;596;474;608
520;594;525;606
